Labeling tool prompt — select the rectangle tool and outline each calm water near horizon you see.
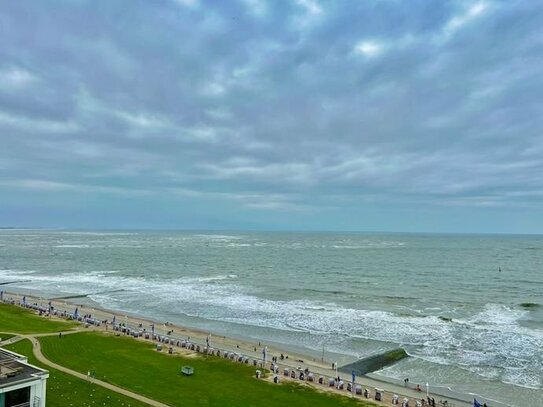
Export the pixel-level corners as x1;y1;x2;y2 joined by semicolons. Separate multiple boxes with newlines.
0;230;542;406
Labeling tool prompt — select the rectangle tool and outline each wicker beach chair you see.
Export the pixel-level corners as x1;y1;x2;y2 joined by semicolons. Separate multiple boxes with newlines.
375;388;383;401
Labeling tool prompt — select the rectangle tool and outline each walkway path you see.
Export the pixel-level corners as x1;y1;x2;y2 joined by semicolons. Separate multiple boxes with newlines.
2;330;171;407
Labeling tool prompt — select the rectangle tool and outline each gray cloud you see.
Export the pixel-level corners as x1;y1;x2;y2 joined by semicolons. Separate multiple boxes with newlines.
1;0;542;231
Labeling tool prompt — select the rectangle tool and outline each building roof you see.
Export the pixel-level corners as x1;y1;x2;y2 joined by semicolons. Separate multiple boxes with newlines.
0;348;48;389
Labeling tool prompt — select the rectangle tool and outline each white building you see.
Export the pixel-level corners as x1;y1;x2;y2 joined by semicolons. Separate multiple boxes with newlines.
0;349;48;407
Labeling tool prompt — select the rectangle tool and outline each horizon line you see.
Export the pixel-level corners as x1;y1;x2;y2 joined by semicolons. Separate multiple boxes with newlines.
1;226;542;237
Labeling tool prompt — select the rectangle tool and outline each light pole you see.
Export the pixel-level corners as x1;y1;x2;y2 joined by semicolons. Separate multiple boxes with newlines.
426;382;429;398
351;370;356;398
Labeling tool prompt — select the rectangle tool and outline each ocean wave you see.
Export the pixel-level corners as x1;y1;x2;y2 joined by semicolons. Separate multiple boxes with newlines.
0;269;38;275
192;234;244;240
191;274;238;282
4;268;542;390
519;302;540;309
330;242;406;249
466;304;529;326
58;231;139;236
55;244;91;248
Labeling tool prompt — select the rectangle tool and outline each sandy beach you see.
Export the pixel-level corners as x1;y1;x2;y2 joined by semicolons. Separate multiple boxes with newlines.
1;290;474;407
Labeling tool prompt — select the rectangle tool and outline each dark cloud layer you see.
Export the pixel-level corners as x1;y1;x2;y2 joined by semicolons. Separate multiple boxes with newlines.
1;0;542;232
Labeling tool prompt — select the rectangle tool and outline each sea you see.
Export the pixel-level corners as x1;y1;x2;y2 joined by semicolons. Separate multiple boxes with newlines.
0;230;541;406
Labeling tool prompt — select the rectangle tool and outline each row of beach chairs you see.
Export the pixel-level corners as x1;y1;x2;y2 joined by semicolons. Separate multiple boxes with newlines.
18;302;103;327
9;299;418;407
280;366;415;406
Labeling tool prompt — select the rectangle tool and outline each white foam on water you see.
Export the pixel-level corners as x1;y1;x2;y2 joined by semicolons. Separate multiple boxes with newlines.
4;267;542;391
191;274;238;282
0;269;38;275
58;231;138;236
192;234;244;240
55;244;91;248
467;303;529;326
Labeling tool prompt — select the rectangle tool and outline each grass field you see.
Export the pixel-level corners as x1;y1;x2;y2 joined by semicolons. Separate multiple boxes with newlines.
5;339;148;407
0;333;15;341
0;303;77;333
40;332;372;407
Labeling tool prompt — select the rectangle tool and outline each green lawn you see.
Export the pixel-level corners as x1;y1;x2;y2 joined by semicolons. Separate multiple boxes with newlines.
0;333;15;341
4;339;148;407
40;332;373;407
0;303;77;333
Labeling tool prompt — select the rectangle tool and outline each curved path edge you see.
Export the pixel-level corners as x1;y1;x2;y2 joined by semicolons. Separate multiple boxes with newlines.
15;333;172;407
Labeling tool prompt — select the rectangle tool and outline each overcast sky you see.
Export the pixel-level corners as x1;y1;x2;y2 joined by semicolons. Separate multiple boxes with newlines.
1;0;542;233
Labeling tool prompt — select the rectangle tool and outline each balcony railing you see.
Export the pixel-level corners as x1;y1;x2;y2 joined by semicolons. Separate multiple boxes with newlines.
10;396;41;407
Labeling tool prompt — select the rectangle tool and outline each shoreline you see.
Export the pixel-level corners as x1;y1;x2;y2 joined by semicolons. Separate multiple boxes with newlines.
0;290;485;407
